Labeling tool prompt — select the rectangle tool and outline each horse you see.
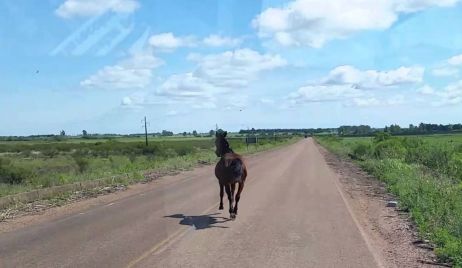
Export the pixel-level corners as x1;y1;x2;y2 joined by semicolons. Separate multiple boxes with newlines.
214;131;247;219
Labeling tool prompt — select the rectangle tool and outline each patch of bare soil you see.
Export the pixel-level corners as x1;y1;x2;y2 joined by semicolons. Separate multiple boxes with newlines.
315;143;448;268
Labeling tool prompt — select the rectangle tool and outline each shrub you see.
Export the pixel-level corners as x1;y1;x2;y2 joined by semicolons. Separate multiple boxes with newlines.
374;139;407;160
0;163;32;184
373;131;391;143
449;153;462;182
72;156;89;173
351;143;372;160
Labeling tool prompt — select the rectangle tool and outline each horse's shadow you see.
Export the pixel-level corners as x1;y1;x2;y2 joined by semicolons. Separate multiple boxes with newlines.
164;213;231;230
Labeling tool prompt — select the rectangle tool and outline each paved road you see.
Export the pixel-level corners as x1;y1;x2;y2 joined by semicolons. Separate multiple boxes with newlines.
0;138;381;268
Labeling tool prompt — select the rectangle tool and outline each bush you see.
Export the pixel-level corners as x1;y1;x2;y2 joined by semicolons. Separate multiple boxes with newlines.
350;143;372;160
374;139;407;160
0;161;32;184
72;156;89;173
373;132;391;143
449;153;462;182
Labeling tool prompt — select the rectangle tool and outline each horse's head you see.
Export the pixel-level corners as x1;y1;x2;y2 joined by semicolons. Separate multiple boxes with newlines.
215;131;231;157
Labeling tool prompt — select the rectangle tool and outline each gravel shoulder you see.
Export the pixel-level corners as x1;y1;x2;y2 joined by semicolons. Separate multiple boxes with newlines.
315;141;445;268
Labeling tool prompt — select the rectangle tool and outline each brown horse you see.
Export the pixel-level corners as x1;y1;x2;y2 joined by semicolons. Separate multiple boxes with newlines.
214;131;247;219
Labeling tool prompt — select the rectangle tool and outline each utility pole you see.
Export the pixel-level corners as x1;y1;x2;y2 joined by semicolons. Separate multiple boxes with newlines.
143;116;148;146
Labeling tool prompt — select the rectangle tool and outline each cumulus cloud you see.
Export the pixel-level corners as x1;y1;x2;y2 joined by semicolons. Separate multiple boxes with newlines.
253;0;459;47
288;84;364;103
432;67;459;77
286;65;420;107
447;54;462;66
323;65;424;89
419;81;462;105
81;52;163;89
349;97;381;107
148;33;196;50
203;35;242;47
149;33;243;51
56;0;139;18
345;95;405;107
260;98;275;104
189;48;287;88
431;54;462;77
156;49;286;109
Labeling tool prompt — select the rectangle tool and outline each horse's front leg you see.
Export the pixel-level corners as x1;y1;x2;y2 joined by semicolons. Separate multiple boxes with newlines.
225;184;235;219
219;182;224;210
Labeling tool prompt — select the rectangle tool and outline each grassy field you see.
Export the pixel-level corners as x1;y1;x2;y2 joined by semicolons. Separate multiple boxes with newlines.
316;133;462;267
0;135;298;198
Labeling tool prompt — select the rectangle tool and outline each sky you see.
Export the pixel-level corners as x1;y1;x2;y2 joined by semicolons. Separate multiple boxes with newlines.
1;0;462;136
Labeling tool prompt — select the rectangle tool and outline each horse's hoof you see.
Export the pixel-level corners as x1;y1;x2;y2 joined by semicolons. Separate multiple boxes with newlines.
230;213;236;220
219;206;223;210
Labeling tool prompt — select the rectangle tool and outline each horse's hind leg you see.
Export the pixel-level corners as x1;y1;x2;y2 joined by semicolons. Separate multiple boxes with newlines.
219;183;224;210
225;184;235;219
233;182;244;216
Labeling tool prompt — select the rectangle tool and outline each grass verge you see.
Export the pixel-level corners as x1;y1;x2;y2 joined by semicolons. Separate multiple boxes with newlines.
316;135;462;267
0;137;299;213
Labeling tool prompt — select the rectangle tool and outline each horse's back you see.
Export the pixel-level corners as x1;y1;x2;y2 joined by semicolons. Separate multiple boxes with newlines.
215;153;246;184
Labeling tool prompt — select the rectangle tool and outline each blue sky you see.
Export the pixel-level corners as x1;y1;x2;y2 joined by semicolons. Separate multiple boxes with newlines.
1;0;462;135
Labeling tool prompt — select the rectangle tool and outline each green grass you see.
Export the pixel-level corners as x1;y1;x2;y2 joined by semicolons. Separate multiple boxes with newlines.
316;133;462;267
0;136;299;198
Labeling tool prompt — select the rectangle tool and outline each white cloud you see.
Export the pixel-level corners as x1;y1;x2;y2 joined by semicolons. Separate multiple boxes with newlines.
190;48;287;88
81;52;163;89
158;73;215;99
349;97;381;107
166;110;181;116
386;94;406;105
417;85;435;95
286;65;419;107
148;33;196;51
260;98;275;104
288;84;364;103
417;82;462;105
203;35;242;47
56;0;139;18
156;49;286;109
447;54;462;65
323;65;424;89
431;53;462;77
345;95;405;107
149;33;243;51
253;0;459;47
121;96;133;106
441;81;462;104
432;67;459;77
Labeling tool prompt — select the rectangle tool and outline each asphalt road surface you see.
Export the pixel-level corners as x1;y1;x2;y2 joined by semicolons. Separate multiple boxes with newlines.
0;138;382;268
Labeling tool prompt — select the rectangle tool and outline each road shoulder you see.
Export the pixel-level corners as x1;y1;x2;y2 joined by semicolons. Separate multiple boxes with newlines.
315;141;444;268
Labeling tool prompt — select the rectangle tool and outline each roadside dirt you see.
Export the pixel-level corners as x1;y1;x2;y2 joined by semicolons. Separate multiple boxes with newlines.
315;142;447;268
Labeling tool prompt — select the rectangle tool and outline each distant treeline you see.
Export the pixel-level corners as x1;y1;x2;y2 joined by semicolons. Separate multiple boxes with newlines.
338;123;462;136
2;123;462;141
239;128;337;135
239;123;462;137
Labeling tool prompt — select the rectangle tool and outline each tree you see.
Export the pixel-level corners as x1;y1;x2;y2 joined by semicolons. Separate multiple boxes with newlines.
182;132;187;136
60;130;66;136
82;130;88;137
192;130;198;137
